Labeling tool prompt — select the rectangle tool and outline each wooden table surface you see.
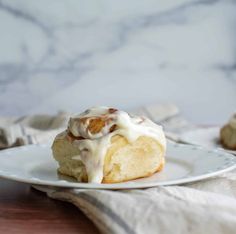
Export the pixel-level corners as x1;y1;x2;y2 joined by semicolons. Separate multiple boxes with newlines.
0;178;99;234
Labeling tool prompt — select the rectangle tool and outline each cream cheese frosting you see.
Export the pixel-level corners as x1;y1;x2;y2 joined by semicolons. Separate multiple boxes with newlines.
68;106;166;183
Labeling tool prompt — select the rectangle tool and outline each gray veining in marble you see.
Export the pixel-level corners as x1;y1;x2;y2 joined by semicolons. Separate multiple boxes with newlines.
0;0;235;124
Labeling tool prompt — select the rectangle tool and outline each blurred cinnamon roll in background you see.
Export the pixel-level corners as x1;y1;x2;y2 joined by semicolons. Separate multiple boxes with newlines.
220;113;236;150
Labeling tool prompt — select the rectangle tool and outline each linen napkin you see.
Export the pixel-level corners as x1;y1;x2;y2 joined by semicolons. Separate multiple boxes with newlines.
35;176;236;234
0;111;69;149
1;103;236;234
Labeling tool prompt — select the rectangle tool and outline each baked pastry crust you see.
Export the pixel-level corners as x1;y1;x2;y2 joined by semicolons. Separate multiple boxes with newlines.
52;132;165;183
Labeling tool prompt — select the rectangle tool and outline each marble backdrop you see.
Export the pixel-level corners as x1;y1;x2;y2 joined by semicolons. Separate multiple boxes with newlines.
0;0;235;124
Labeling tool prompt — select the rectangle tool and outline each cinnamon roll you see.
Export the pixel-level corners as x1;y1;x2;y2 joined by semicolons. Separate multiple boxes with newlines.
220;113;236;150
52;106;166;183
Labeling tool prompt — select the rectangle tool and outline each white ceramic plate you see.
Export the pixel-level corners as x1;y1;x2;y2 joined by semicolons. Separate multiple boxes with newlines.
0;143;236;189
179;127;236;155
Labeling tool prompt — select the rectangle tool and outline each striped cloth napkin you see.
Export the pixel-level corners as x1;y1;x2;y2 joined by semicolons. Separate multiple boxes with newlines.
1;103;236;234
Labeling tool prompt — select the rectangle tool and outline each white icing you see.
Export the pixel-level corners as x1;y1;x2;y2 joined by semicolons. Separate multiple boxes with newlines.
70;106;166;183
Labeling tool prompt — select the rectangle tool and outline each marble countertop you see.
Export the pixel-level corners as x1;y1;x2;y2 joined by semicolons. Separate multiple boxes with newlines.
0;0;235;124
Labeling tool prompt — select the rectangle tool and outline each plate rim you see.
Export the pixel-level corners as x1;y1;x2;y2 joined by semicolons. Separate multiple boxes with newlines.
179;126;236;155
0;143;236;190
